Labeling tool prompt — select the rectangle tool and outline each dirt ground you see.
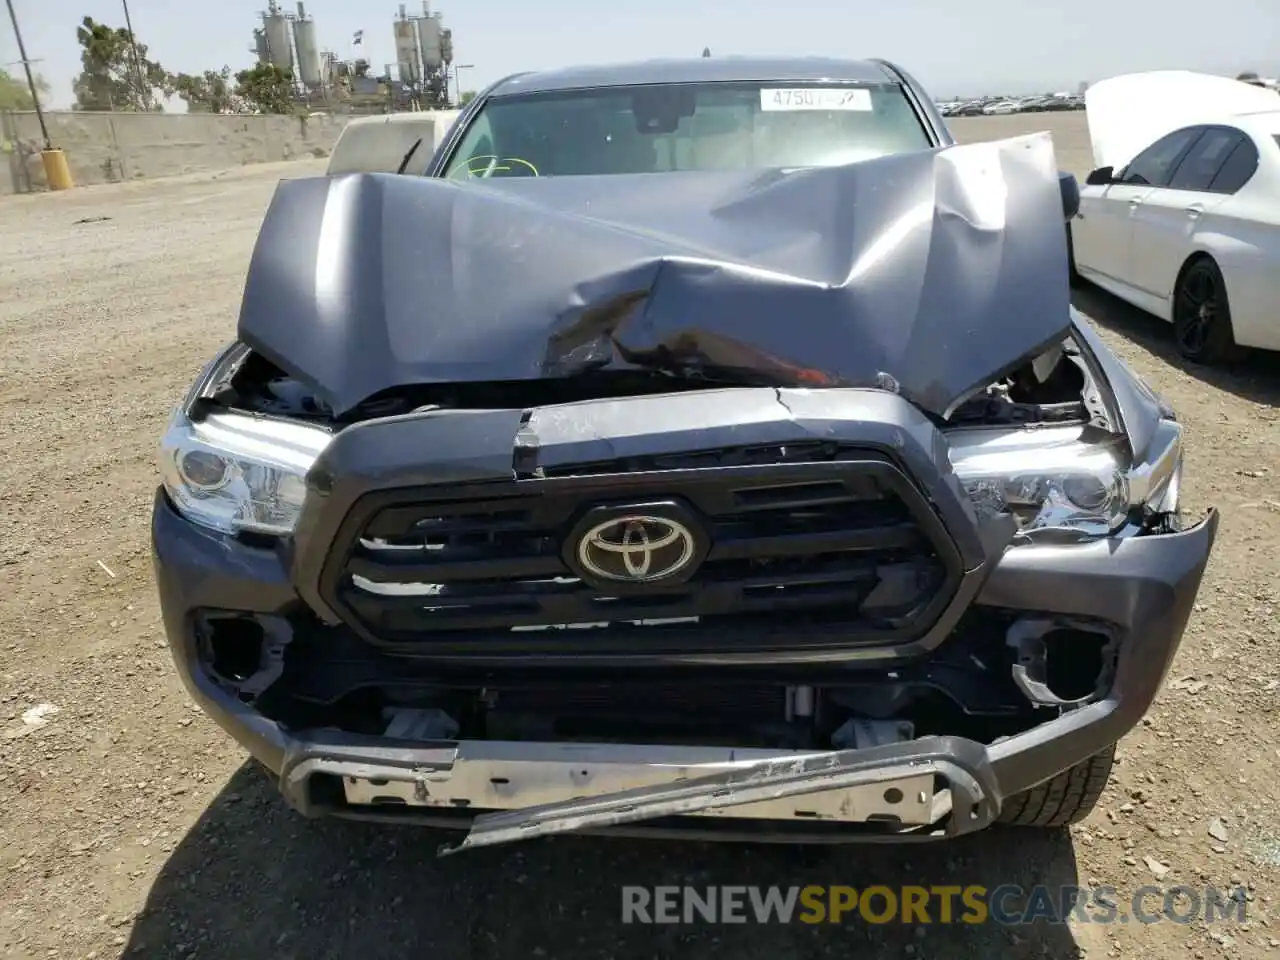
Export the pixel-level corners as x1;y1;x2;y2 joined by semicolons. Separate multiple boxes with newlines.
1;113;1277;960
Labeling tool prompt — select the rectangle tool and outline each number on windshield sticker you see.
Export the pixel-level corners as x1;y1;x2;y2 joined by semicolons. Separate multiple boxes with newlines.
759;88;874;111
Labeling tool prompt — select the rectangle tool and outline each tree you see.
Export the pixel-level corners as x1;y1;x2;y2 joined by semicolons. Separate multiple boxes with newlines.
170;68;236;113
458;89;476;106
0;68;49;110
233;63;295;114
72;16;169;111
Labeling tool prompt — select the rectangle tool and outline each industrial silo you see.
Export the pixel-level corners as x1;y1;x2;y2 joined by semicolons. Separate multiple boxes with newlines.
416;11;443;71
262;1;295;73
251;27;270;64
440;26;453;66
292;2;322;88
394;5;422;85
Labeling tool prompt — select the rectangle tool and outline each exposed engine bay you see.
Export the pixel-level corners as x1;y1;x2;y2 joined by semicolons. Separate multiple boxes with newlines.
203;333;1109;432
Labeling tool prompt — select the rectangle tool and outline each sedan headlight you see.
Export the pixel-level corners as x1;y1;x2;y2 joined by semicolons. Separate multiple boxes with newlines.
159;407;332;536
947;420;1183;538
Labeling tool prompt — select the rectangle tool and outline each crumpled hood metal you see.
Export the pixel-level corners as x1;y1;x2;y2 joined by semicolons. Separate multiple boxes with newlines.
238;132;1070;419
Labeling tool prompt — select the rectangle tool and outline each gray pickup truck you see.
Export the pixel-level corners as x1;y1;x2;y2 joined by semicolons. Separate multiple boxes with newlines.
152;55;1214;856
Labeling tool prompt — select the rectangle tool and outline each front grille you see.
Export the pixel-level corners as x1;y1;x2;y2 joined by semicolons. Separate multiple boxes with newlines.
322;442;963;654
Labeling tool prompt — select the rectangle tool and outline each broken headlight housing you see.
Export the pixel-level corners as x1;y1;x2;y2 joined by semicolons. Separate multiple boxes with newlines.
159;407;331;536
948;421;1182;538
1124;418;1183;516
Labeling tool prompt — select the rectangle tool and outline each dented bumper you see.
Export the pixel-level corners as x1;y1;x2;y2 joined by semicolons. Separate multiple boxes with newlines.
152;479;1217;850
282;735;995;853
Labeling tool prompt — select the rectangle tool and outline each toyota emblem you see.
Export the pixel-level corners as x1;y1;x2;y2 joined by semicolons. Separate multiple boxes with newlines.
576;515;698;583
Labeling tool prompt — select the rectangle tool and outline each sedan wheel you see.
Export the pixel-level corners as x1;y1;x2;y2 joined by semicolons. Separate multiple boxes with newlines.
1173;258;1240;364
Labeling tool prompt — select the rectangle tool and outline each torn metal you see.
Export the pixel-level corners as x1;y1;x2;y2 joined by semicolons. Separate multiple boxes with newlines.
238;132;1071;420
338;740;936;823
434;736;995;855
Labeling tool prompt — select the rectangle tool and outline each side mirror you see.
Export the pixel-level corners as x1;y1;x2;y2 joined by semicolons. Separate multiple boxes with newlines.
1057;171;1080;221
1085;166;1114;186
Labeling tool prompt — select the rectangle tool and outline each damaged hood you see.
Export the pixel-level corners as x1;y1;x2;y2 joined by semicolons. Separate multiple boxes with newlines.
1086;70;1280;171
238;133;1070;419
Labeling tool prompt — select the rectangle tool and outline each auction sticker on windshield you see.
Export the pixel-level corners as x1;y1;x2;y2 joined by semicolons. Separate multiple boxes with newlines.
760;88;873;111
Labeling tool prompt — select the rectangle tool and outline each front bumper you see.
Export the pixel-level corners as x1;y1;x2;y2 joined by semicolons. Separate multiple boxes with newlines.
152;483;1218;846
288;734;993;853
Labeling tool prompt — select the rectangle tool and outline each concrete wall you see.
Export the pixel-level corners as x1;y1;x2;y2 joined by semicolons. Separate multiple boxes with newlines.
0;110;1094;195
0;110;422;194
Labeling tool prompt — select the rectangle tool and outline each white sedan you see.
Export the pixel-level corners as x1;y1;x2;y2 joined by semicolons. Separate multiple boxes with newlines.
982;99;1021;115
1070;71;1280;363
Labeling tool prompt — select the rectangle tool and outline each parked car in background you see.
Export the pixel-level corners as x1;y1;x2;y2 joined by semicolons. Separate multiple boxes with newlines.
1039;96;1079;112
1070;70;1280;364
983;99;1021;115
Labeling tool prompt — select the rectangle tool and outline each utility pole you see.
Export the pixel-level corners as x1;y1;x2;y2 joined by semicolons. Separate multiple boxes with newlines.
453;63;472;106
4;0;50;148
120;0;150;110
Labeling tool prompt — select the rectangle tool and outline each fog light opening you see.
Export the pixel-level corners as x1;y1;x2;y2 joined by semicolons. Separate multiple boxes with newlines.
206;617;265;684
1006;619;1115;709
1042;628;1109;703
195;612;291;704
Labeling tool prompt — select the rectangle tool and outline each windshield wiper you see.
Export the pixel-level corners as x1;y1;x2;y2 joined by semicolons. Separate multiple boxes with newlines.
396;137;424;175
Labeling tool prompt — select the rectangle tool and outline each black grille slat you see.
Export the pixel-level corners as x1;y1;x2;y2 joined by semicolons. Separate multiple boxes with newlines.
324;446;961;652
707;522;923;562
364;505;534;541
348;550;564;583
350;574;886;633
349;521;922;582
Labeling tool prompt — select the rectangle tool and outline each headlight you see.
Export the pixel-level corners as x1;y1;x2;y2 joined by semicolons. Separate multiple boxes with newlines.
947;420;1183;538
159;407;332;536
948;425;1130;537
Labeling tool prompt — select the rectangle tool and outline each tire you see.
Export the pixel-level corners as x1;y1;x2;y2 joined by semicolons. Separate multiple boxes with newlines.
997;744;1115;828
1172;256;1242;364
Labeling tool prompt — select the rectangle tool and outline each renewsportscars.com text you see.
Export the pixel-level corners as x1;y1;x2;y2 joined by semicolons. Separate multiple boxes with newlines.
621;885;1249;926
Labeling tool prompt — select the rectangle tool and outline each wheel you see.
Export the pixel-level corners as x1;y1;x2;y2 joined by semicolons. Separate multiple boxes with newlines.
997;744;1114;828
1172;257;1242;364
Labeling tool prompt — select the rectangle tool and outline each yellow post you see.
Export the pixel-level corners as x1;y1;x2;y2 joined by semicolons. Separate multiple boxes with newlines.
40;148;74;191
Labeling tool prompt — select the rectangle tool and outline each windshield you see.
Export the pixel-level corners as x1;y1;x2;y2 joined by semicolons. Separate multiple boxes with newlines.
441;81;933;179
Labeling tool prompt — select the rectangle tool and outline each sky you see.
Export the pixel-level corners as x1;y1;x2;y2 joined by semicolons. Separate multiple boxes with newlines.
3;0;1277;110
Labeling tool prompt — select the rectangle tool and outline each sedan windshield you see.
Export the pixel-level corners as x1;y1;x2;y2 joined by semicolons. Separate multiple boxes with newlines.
442;81;933;179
